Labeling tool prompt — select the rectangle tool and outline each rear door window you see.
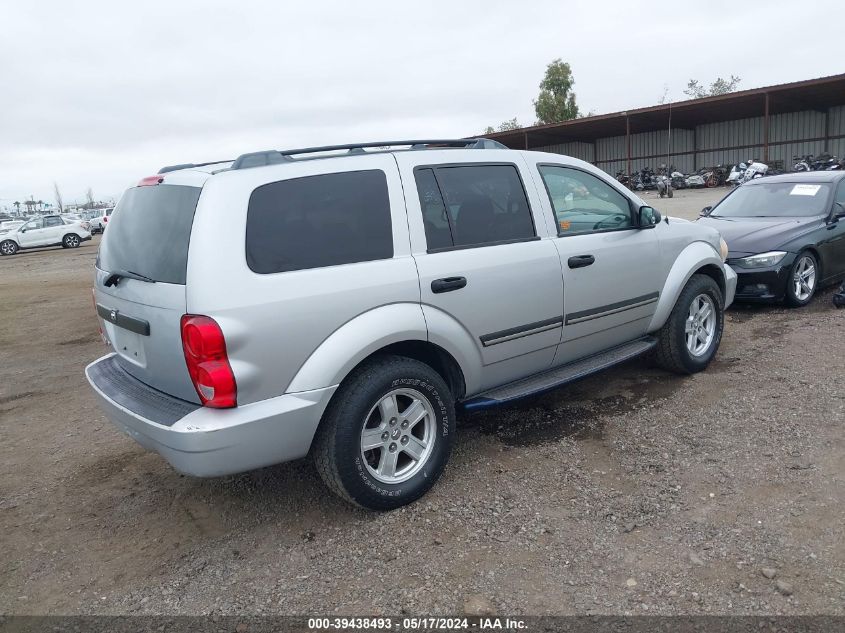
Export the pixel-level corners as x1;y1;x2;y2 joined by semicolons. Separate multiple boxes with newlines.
414;164;535;250
246;170;393;274
97;185;201;284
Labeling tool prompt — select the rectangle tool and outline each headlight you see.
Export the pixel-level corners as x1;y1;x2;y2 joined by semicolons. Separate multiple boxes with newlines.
735;251;787;268
719;237;729;262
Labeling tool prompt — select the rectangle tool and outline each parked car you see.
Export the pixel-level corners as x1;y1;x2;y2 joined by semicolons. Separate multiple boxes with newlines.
0;215;92;256
61;213;91;231
0;220;25;232
85;139;736;511
89;208;114;234
698;171;845;306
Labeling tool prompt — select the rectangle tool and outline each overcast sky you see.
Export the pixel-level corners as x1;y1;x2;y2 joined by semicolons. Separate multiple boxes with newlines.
1;0;842;208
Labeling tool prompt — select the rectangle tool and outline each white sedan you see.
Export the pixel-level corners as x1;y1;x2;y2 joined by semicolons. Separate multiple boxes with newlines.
0;215;92;256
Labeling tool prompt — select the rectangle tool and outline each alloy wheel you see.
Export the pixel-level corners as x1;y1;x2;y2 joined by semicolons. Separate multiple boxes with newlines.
360;388;436;484
793;255;816;302
685;293;716;357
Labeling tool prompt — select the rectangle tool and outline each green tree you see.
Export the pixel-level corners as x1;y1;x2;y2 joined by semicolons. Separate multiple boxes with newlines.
683;75;741;99
484;118;522;134
533;59;579;124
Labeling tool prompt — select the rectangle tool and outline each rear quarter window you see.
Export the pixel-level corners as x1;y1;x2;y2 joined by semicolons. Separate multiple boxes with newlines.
246;170;393;274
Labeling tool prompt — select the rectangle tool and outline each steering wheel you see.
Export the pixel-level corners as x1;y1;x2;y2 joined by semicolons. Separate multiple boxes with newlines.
593;214;628;231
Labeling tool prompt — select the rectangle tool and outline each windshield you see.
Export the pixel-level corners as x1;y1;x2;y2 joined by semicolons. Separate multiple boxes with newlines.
711;182;831;218
97;184;201;284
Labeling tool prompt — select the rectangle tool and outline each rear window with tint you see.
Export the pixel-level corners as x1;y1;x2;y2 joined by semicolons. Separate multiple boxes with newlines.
246;170;393;274
97;185;201;284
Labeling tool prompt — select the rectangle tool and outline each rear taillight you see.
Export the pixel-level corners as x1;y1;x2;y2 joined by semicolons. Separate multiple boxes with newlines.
103;215;108;223
138;175;164;186
180;315;237;408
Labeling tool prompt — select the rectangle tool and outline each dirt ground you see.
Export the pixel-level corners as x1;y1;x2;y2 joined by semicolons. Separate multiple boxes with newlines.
1;189;843;616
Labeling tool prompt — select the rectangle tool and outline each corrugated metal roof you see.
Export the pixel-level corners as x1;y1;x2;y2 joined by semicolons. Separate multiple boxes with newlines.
483;73;845;148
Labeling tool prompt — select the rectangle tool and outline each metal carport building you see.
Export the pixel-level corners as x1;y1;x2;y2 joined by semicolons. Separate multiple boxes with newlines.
481;73;845;176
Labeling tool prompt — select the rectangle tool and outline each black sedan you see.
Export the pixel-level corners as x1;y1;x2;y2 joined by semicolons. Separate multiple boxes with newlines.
698;171;845;306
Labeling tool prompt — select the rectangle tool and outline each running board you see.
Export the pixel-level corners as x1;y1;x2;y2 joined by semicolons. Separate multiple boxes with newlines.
461;336;657;411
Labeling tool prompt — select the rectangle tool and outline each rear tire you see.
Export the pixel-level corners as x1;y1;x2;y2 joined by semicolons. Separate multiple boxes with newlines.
62;234;81;248
313;355;455;511
653;274;724;374
0;240;18;256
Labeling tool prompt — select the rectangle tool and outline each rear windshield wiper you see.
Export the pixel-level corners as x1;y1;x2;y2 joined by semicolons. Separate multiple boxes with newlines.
103;269;156;287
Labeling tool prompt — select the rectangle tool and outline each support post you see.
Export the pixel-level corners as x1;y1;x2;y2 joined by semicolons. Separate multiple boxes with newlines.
824;108;830;153
625;114;631;176
763;93;770;163
524;131;529;150
692;126;697;171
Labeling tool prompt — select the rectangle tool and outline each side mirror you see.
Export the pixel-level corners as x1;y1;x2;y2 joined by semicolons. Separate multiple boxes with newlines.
700;206;712;217
831;202;845;221
638;205;660;228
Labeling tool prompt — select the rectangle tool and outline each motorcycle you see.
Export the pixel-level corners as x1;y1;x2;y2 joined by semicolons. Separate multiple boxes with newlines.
670;171;687;189
656;173;673;198
740;160;768;183
637;166;656;190
727;163;746;186
811;153;838;171
655;165;673;198
793;155;812;172
685;172;706;188
615;170;632;189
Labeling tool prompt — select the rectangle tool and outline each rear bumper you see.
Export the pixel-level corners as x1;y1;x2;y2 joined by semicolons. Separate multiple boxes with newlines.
85;354;337;477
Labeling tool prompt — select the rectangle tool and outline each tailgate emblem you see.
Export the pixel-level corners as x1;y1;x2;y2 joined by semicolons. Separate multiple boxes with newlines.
109;309;118;322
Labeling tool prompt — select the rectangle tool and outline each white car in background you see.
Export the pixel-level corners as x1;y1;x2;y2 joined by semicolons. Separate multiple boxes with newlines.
61;213;91;231
0;214;92;256
0;220;25;232
90;208;114;234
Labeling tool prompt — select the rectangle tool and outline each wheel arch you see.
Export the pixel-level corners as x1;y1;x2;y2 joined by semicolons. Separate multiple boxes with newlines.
285;303;470;401
797;246;823;280
648;241;726;332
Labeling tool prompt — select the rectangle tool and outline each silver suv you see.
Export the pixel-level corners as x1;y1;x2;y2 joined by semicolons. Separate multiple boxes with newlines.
85;139;736;510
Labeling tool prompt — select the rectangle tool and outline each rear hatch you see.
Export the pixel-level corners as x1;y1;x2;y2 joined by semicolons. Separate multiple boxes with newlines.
95;183;202;403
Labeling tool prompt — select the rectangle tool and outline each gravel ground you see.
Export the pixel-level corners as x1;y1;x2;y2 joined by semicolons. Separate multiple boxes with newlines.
1;189;843;616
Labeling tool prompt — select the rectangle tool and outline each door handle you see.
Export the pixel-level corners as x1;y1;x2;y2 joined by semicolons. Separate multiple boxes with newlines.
568;255;595;269
431;276;467;294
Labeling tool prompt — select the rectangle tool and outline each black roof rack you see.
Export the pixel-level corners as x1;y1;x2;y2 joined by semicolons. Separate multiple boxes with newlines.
159;138;507;174
227;139;507;170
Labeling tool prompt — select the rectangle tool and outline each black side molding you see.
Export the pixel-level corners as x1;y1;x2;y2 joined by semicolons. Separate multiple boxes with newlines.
96;304;151;336
480;315;564;347
565;292;659;325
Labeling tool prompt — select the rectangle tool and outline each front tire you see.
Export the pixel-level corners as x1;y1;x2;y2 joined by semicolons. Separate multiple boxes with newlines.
62;234;81;248
784;252;817;308
313;355;455;511
0;240;18;256
653;274;724;374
